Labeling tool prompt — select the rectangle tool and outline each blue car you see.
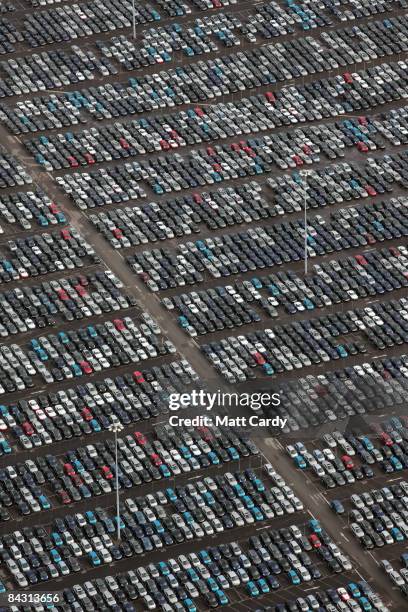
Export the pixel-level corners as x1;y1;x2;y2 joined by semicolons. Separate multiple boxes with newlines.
227;446;239;460
199;550;211;565
50;549;61;563
38;495;51;510
208;451;220;465
331;499;345;514
157;561;169;575
51;532;63;546
263;363;274;375
159;464;171;477
294;454;307;469
165;488;177;502
309;519;322;533
348;583;361;598
288;569;300;585
89;551;101;566
215;590;228;605
0;439;11;454
246;581;260;597
183;598;196;612
257;578;270;594
85;511;96;524
251;506;264;521
391;527;404;542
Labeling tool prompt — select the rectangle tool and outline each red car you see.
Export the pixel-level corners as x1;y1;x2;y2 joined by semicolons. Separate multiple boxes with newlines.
242;146;256;158
381;432;393;446
49;202;58;214
230;142;240;151
207;146;216;156
133;370;145;384
253;352;266;365
101;466;113;480
119;137;129;149
67;156;79;168
60;490;72;505
134;431;147;445
309;534;321;548
343;72;353;84
113;319;125;331
365;185;376;196
355;255;368;266
64;463;75;477
77;275;89;286
57;288;69;301
197;426;213;442
112;228;123;240
84;153;95;165
71;474;83;487
79;361;92;375
358;116;368;125
357;141;368;153
213;163;222;172
60;229;71;240
81;407;93;421
342;455;354;469
75;284;87;296
150;453;162;467
194;106;204;117
192;193;202;204
265;91;275;102
292;154;304;166
22;421;34;436
160;139;171;151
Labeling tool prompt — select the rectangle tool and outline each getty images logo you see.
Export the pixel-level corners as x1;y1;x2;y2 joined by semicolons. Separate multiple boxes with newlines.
168;390;281;411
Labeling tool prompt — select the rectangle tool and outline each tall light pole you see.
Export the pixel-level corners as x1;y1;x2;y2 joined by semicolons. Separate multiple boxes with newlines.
132;0;136;40
108;420;124;541
299;169;310;276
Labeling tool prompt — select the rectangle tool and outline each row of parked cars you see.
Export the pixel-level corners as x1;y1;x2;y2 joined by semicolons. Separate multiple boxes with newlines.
2;8;403;107
127;191;408;292
0;17;22;55
1;464;301;587
347;480;408;549
26;313;175;382
200;298;408;382
0;309;174;394
289;422;408;489
0;46;117;98
47;110;406;203
267;154;408;216
0;148;32;189
90;182;270;247
254;580;390;612
27;82;408;173
3;56;405;138
276;355;408;432
1;226;98;283
97;12;241;69
162;245;408;334
0;269;136;338
0;424;257;520
3;359;199;451
0;189;66;231
22;0;160;48
87;152;406;243
381;555;408;599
